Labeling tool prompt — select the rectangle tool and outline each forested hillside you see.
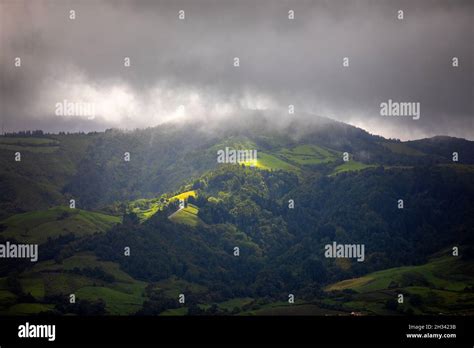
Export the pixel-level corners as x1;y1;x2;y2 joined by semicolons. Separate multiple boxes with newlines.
1;115;473;315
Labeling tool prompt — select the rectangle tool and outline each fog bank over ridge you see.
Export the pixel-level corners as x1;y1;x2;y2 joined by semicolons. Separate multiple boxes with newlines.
0;0;472;140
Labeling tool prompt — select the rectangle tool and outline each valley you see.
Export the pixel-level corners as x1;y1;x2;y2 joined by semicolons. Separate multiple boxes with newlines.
0;116;473;316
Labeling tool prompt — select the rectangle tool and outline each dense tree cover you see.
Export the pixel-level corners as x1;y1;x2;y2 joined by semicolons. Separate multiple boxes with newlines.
197;165;298;253
73;162;474;304
62;126;221;209
1;118;473;314
3;130;46;137
65;267;116;282
53;298;107;316
278;166;474;282
0;116;469;218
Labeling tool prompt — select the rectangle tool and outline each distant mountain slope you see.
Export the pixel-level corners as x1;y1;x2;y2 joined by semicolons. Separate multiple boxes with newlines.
0;134;101;219
1;114;473;218
324;252;474;315
407;136;474;164
0;125;473;315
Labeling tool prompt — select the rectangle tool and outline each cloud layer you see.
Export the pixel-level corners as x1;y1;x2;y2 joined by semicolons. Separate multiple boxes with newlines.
1;0;472;139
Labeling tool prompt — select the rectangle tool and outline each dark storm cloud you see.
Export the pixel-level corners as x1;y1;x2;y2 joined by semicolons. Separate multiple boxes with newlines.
0;0;472;139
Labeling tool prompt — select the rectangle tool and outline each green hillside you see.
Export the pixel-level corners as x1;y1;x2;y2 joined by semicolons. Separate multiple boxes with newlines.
255;152;299;171
332;161;377;175
0;118;473;316
169;204;202;227
0;134;100;219
0;252;147;315
0;137;60;153
0;207;121;244
324;254;474;315
381;142;425;157
278;144;339;165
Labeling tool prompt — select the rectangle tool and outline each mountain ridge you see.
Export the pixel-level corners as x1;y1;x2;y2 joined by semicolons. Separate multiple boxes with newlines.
0;113;473;315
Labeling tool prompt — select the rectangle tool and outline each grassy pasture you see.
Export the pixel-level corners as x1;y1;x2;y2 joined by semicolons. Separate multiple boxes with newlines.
0;207;121;244
331;161;376;175
168;204;201;227
324;255;474;315
278;144;338;165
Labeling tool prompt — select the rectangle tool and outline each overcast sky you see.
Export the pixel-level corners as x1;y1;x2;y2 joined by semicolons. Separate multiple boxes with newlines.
0;0;472;140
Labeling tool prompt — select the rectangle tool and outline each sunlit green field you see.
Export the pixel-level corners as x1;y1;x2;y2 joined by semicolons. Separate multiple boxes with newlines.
168;204;202;226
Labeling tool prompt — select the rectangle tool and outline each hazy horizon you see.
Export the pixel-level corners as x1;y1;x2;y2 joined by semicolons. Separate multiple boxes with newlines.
1;0;472;140
1;110;473;143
